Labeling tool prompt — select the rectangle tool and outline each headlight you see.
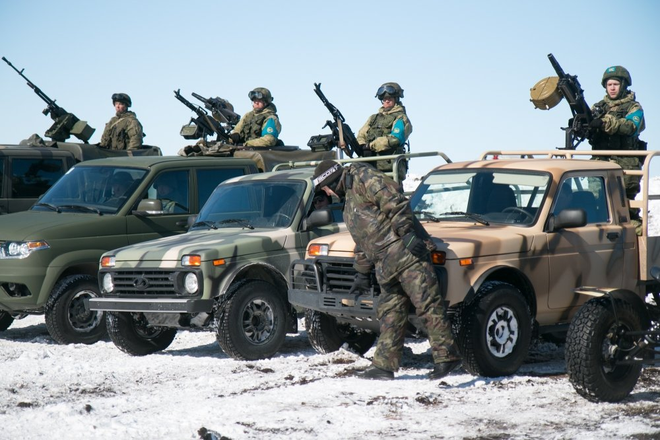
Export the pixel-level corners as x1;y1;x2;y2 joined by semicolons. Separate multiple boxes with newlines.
184;273;198;294
0;240;49;259
308;244;329;257
101;256;116;268
102;273;115;293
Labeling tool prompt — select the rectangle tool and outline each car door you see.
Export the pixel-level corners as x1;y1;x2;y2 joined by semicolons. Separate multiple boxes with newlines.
546;172;626;310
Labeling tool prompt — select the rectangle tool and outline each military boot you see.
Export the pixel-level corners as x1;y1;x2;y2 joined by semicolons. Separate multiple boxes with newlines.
355;365;394;380
428;360;462;380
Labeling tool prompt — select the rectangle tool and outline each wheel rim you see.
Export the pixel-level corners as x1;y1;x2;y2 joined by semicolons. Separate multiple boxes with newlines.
486;305;519;358
601;322;635;378
132;314;165;340
68;289;103;332
241;299;275;345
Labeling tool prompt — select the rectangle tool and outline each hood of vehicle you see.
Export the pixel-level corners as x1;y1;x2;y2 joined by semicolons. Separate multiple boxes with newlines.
111;227;291;263
425;222;535;259
318;222;534;260
0;211;124;241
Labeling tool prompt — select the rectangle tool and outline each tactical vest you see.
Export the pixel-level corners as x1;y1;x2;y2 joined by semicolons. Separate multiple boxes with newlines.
365;110;404;143
590;98;639;151
101;112;140;150
238;107;276;141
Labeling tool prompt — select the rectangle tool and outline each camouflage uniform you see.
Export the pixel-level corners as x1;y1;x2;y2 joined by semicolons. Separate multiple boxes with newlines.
231;104;281;148
590;90;645;222
339;162;456;372
357;104;412;181
100;111;144;150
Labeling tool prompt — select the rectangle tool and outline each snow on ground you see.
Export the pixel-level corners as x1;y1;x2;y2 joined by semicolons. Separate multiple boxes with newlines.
1;315;659;440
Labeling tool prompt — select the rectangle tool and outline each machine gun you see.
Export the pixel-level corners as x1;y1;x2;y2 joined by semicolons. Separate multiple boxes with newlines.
191;92;240;129
530;53;603;150
174;89;230;142
2;56;95;143
313;82;363;157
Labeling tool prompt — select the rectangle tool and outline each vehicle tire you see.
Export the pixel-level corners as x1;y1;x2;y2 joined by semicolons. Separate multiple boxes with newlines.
106;311;177;356
304;309;377;355
216;280;287;360
45;274;106;344
0;311;14;331
565;297;643;402
457;281;532;377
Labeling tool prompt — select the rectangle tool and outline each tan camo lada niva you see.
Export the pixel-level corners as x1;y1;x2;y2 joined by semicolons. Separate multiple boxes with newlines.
289;150;656;377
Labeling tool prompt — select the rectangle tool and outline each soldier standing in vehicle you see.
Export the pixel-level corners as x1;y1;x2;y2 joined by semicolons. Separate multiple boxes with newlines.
312;160;461;380
589;66;645;228
228;87;281;148
100;93;144;150
357;82;412;182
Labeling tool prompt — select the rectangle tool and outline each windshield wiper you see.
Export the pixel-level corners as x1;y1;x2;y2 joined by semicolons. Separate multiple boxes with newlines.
34;202;61;213
416;210;489;226
442;211;489;226
58;204;102;215
216;218;255;230
192;220;218;230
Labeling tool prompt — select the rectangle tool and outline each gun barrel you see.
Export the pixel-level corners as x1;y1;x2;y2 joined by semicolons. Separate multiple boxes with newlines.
547;53;566;78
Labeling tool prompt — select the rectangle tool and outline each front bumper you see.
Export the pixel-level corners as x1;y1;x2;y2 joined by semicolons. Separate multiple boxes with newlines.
87;297;213;313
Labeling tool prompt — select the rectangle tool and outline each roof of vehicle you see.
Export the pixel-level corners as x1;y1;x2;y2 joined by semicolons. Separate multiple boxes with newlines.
0;145;76;156
73;155;261;169
434;158;622;175
228;167;316;182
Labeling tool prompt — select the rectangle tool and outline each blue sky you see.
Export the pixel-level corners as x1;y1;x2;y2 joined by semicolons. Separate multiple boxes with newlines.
1;0;658;176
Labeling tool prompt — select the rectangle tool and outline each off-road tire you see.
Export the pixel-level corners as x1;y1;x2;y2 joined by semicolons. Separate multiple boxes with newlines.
0;311;14;331
566;297;643;402
304;309;377;355
457;281;532;377
45;274;106;344
216;280;287;360
106;311;177;356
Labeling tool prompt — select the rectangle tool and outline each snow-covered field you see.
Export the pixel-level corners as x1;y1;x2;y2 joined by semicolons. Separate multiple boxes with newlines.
0;315;658;440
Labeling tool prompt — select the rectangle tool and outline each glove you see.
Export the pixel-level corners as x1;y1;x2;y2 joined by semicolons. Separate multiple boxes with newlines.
361;145;373;157
348;272;371;295
229;133;242;144
589;118;603;129
402;231;428;259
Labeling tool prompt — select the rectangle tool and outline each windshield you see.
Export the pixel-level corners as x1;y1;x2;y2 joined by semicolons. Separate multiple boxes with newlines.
410;169;550;226
193;180;306;229
32;166;147;215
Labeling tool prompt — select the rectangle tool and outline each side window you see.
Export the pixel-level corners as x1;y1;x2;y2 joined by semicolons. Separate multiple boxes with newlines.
0;159;4;197
11;158;66;198
553;176;609;224
196;168;245;208
151;170;189;214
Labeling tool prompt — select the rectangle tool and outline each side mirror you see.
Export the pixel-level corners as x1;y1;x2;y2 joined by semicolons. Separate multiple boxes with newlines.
303;208;333;230
547;208;587;232
133;198;164;216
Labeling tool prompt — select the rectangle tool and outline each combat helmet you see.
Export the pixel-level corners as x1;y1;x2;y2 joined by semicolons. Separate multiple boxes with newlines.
601;66;632;89
376;82;404;101
112;93;132;107
248;87;273;105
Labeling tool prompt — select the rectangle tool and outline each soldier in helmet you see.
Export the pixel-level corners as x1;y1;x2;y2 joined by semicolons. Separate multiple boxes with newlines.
228;87;282;148
312;159;461;381
589;66;646;229
99;93;144;150
357;82;412;182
